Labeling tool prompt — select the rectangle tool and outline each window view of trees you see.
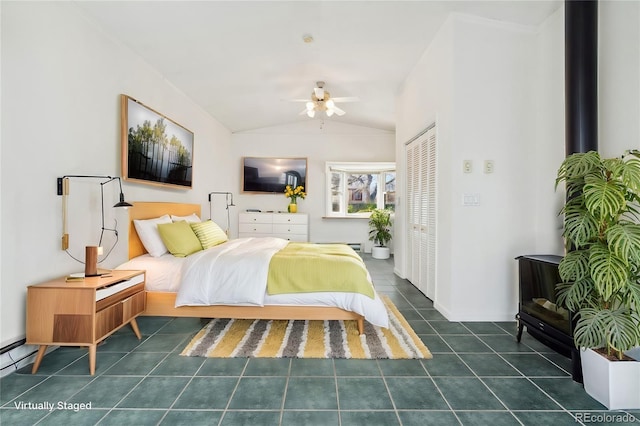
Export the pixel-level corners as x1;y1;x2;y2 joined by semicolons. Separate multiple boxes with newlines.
327;162;395;217
384;172;396;210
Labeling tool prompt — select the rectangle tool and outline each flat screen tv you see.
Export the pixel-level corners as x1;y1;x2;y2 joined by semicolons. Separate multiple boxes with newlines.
242;157;307;194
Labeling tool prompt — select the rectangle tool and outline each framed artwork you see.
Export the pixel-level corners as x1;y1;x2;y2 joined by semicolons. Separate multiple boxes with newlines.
121;94;194;189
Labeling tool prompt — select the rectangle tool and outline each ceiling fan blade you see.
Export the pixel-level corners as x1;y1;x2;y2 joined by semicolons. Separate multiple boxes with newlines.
300;108;316;117
331;96;359;103
330;105;346;116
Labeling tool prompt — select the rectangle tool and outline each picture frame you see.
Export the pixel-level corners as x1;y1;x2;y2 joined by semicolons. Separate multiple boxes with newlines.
121;94;194;189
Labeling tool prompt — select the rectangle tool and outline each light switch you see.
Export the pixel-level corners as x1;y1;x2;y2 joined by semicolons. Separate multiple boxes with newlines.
463;160;472;173
484;160;494;174
462;193;480;206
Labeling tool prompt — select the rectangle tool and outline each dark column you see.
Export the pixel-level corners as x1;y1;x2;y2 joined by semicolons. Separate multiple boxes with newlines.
565;0;598;155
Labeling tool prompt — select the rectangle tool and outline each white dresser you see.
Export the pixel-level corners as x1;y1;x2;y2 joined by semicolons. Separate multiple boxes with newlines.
239;212;309;242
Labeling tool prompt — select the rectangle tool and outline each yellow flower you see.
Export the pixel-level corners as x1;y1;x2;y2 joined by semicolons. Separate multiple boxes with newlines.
284;185;306;202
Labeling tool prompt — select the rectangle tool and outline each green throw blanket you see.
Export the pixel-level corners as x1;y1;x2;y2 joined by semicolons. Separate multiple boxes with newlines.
267;243;375;299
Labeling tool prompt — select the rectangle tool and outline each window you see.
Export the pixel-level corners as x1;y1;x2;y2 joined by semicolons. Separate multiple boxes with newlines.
326;162;396;217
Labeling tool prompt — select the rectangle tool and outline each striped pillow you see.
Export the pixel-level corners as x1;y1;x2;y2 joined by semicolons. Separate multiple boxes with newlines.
191;220;228;249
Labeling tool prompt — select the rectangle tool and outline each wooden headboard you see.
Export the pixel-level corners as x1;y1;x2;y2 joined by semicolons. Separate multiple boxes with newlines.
128;202;202;259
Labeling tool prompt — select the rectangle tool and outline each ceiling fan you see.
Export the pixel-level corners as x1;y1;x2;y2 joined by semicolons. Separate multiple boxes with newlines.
296;81;358;118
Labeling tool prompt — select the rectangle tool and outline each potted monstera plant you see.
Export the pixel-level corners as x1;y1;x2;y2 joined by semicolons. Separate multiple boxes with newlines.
368;209;392;259
555;150;640;409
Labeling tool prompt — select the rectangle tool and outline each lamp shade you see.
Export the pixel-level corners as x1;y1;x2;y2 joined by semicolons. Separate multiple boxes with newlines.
114;192;133;208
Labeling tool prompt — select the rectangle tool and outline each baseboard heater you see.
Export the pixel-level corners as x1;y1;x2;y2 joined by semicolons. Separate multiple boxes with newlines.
348;243;361;252
319;242;361;252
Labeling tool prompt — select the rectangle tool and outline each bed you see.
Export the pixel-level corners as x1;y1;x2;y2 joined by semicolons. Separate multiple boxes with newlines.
117;202;389;334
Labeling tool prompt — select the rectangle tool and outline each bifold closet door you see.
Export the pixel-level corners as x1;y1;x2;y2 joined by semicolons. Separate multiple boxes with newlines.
405;126;437;300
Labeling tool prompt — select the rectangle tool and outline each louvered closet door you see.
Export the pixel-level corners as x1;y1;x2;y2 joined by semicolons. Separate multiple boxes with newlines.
406;141;421;285
405;126;437;300
425;127;437;300
419;135;429;295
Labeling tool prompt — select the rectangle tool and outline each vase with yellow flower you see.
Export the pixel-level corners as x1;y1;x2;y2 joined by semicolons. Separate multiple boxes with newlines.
284;185;306;213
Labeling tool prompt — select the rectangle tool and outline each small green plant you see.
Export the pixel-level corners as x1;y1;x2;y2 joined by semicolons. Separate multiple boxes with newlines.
555;150;640;360
368;209;392;247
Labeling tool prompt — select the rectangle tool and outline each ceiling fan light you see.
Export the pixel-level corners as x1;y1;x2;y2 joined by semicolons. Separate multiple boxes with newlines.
326;99;335;109
307;110;315;118
306;101;314;111
326;109;334;117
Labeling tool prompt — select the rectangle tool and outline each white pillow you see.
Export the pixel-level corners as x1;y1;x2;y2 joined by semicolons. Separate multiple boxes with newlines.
171;213;201;224
133;214;172;257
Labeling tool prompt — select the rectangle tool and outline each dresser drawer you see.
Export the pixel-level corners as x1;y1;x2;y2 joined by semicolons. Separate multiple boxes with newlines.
273;214;308;225
239;233;273;239
274;234;308;242
239;223;273;234
273;224;307;235
240;213;272;224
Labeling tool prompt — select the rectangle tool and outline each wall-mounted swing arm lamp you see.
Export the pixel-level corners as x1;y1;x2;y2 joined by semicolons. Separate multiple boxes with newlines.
57;175;132;252
208;191;235;235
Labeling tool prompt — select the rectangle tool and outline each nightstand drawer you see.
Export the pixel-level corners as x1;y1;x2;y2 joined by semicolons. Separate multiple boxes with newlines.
96;282;145;312
95;289;145;338
96;273;144;301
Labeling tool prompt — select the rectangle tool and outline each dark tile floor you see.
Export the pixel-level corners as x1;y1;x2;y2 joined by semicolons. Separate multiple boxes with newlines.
2;255;639;425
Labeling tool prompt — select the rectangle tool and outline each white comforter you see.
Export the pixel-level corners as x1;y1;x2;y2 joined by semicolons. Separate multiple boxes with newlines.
117;237;389;327
176;237;289;306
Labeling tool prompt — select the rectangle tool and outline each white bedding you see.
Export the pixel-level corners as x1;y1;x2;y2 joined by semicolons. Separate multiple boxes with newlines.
116;237;389;328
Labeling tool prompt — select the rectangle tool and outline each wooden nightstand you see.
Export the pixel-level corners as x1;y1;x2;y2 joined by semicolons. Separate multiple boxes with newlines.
26;269;146;375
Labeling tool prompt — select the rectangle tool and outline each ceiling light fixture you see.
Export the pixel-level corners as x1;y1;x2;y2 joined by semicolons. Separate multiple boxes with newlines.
302;34;314;43
300;81;345;118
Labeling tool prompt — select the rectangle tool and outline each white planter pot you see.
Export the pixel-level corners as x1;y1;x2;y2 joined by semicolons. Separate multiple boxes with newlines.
371;246;390;260
581;347;640;410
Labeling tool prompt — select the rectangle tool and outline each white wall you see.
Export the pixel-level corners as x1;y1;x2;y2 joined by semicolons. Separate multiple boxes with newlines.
395;17;455;313
0;2;232;348
599;0;640;157
232;121;395;248
395;3;640;322
396;14;550;321
449;16;541;321
533;7;566;255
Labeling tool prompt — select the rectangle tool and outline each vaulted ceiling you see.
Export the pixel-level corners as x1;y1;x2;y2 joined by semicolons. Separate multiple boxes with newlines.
75;1;561;132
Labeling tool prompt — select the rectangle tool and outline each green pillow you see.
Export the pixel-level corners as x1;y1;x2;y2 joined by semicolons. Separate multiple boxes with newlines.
156;221;203;257
191;220;229;249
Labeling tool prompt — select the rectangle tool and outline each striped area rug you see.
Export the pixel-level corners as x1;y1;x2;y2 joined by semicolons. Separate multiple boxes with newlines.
180;296;432;359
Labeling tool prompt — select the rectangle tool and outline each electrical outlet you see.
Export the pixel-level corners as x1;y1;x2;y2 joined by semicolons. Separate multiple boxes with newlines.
463;160;472;173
